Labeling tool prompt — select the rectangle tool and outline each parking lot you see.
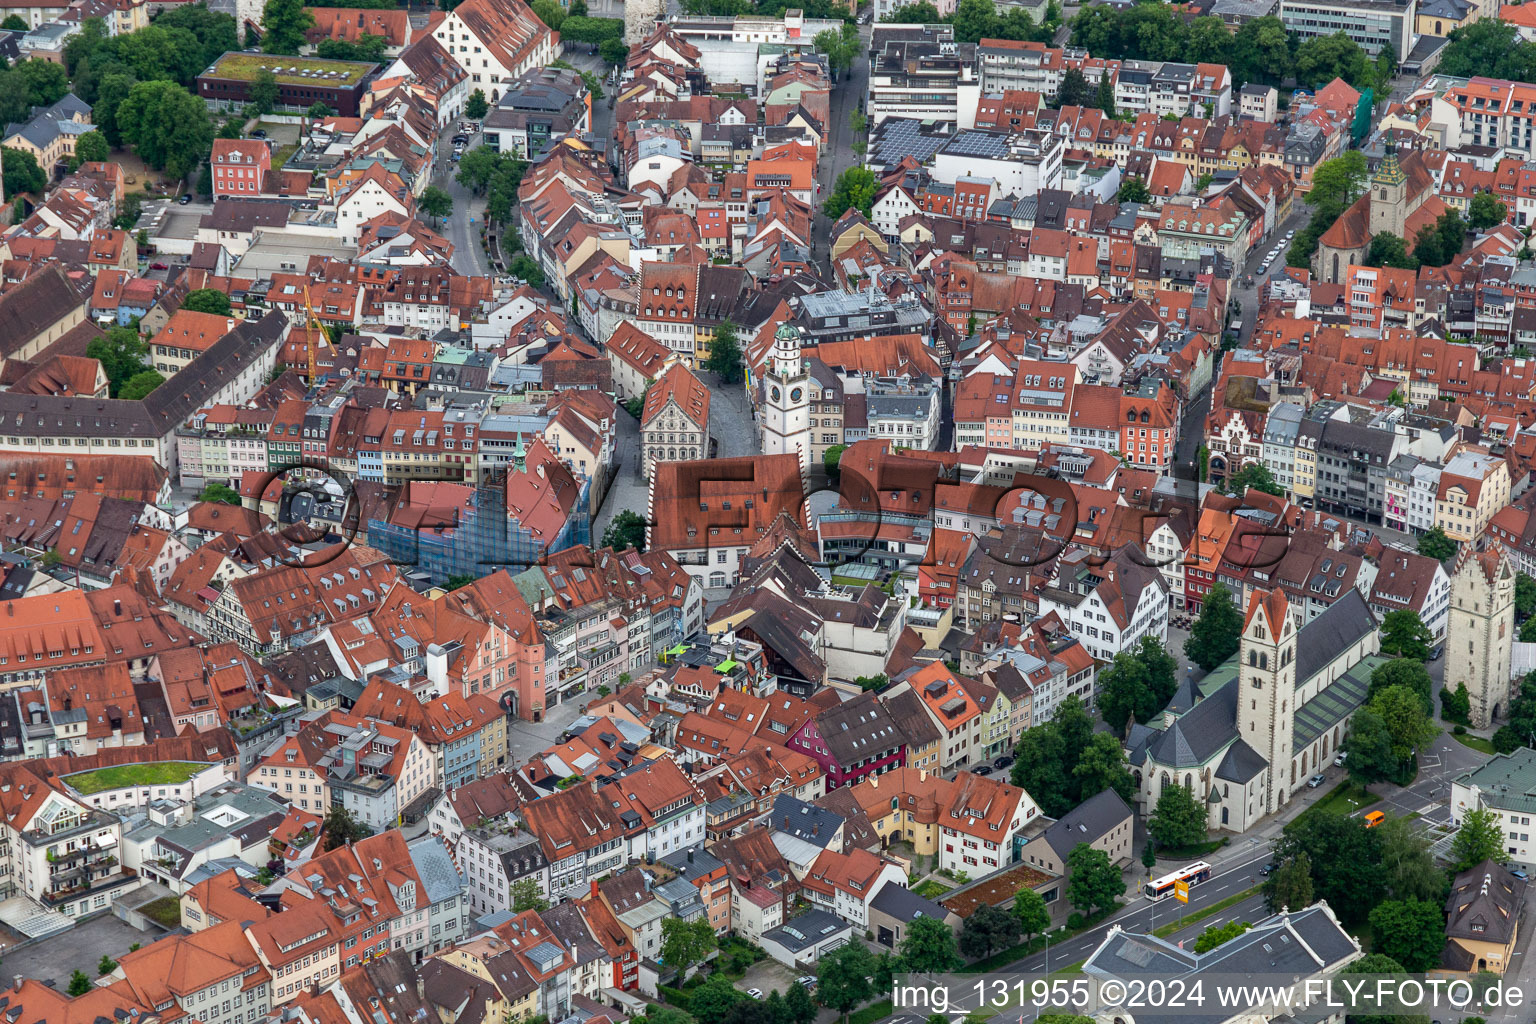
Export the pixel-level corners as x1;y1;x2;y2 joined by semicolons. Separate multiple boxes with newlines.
734;959;802;998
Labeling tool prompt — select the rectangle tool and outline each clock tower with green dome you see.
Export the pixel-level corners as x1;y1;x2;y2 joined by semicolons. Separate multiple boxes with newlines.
760;321;811;472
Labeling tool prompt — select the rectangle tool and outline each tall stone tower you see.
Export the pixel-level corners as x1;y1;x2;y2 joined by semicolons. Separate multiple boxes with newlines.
1448;546;1516;728
1368;131;1409;240
760;322;811;473
1236;588;1297;816
624;0;665;46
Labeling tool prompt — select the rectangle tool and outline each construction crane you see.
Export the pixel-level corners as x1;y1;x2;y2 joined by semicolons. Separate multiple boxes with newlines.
302;285;324;385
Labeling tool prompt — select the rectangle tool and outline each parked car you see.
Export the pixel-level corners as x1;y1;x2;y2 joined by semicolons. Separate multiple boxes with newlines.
1307;773;1326;788
1429;643;1444;661
1511;867;1529;880
177;194;192;205
1334;752;1347;766
993;755;1014;769
1259;862;1279;876
973;764;994;775
149;262;168;270
452;134;470;145
250;128;267;139
747;990;764;1000
796;976;816;988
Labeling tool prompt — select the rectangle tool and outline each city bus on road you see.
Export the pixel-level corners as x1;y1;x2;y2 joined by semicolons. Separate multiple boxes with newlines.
1144;861;1214;901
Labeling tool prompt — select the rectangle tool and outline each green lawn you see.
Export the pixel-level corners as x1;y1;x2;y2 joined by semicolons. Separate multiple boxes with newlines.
1154;837;1228;860
913;879;953;899
1298;780;1379;822
271;142;298;170
211;52;374;85
66;761;209;795
1452;731;1497;755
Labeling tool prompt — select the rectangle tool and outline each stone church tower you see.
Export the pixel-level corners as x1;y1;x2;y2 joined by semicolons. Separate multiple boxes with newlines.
1368;133;1409;240
1237;588;1297;816
759;322;811;473
1448;546;1516;728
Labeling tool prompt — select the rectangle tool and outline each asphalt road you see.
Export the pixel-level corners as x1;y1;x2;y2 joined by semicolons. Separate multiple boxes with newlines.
439;124;492;278
811;21;871;277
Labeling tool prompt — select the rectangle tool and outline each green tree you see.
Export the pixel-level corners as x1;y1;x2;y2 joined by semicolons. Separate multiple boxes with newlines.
15;59;68;107
602;509;647;552
1368;899;1445;972
261;0;313;53
950;0;998;42
1094;69;1115;116
600;37;627;64
1013;885;1050;942
93;72;137;149
1148;783;1208;851
1469;189;1507;230
1271;811;1383;924
0;14;25;28
249;66;279;115
1193;919;1252;953
1344;708;1400;785
689;976;745;1021
1417;525;1457;562
1263;851;1314;912
529;0;565;28
307;100;333;119
1057;66;1090;108
813;27;854;75
1065;843;1123;917
183;288;233;315
1368;657;1432;713
119;368;165;401
73;130;110;165
824;443;847;476
155;4;241;68
1441;681;1471;725
116;80;213;180
900;915;962;972
784;984;817;1024
1117;177;1151;203
509;254;544;287
1379;610;1434;664
816;943;874;1024
1450;807;1506;871
1095;651;1152;732
68;971;92;996
1376;814;1442;903
1073;732;1135;803
510;877;549;912
1185;580;1243;670
1307;150;1368;214
1225;462;1284;496
1516;571;1536;619
660;917;718;970
823;166;877;219
959;903;1020;959
321;805;373;850
703;317;743;382
1293;30;1368;89
1;146;44;198
420;185;453;221
198;482;242;505
465;88;489;119
1371;684;1436;768
97;954;117;976
881;0;940;19
86;326;150;396
1436;18;1536;81
444;574;477;591
1494;673;1536;753
1365;231;1417;269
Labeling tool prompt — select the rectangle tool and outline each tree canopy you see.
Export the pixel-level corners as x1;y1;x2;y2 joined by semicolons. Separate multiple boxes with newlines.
823;166;877;220
1417;525;1457;562
260;0;313;54
183;288;232;315
116;79;213;180
1148;782;1208;851
1185;581;1243;670
1065;843;1124;917
1010;695;1133;816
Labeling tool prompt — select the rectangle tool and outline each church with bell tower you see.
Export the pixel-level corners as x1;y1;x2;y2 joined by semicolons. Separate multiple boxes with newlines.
1313;131;1444;283
759;322;812;473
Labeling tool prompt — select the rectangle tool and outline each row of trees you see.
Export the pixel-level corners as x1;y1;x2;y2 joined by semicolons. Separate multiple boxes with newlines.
883;0;1062;46
1071;9;1390;92
85;326;165;401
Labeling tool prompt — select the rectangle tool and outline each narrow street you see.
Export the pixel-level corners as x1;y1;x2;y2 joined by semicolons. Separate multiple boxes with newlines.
440;124;492;278
811;21;871;277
